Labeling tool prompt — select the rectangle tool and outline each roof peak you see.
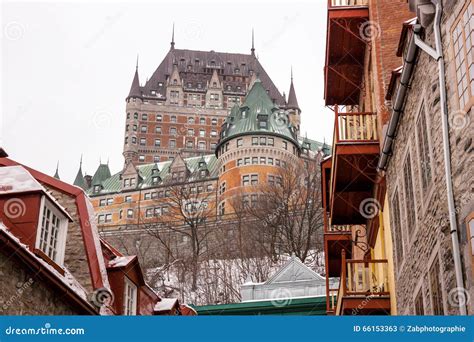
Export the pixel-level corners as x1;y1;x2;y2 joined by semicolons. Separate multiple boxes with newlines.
287;68;299;110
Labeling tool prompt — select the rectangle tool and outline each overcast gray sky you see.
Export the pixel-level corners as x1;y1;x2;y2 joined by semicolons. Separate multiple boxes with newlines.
1;0;333;182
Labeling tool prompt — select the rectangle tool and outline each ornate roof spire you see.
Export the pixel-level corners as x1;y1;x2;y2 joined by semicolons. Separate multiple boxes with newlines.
251;28;255;56
73;155;88;190
53;161;60;179
171;23;175;50
127;61;142;99
287;67;300;110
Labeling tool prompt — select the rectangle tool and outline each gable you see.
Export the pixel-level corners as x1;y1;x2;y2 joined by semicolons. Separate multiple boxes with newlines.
265;256;324;285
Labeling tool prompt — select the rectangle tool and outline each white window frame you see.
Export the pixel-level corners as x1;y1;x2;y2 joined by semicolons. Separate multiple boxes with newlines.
123;277;137;315
35;196;68;265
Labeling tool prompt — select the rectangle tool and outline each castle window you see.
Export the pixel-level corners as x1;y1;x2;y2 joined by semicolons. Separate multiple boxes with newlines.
187;128;194;136
200;117;206;125
252;137;258;146
197;83;202;89
133;125;137;131
170;115;177;123
156;126;162;133
268;175;275;185
154;156;160;163
283;141;288;150
219;182;226;195
268;158;274;165
275;159;281;167
187;82;192;88
210;93;219;100
250;174;258;185
237;138;243;147
244;157;250;165
260;157;266;164
170;127;177;135
141;126;147;133
260;137;267;145
37;200;68;265
234;68;240;74
252;157;258;164
242;175;250;186
145;208;153;218
218;201;225;216
169;140;176;149
140;138;146;146
134;112;138;119
250;194;258;208
99;199;106;206
131;137;137;144
125;137;128;144
152;176;159;184
186;140;193;148
173;79;178;85
126;124;130;132
211;118;217;125
236;86;241;91
211;143;216;150
213;82;217;87
188;117;195;124
226;85;232;91
151;90;156;95
127;209;134;218
144;193;151;200
198;141;206;150
155;139;161;147
237;159;243;166
156;114;162;121
142;113;148;121
268;138;274;146
199;129;205;137
211;130;217;137
139;155;145;162
127;113;130;119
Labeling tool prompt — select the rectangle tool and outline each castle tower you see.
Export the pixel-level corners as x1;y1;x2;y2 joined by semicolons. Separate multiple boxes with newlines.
123;61;142;165
215;79;300;216
286;68;301;136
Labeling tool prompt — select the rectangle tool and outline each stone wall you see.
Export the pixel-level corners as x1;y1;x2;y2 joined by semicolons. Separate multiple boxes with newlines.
385;0;473;315
0;251;83;315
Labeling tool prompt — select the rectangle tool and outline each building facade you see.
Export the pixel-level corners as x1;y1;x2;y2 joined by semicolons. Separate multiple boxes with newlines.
0;155;194;315
122;34;300;166
380;0;474;315
321;0;473;316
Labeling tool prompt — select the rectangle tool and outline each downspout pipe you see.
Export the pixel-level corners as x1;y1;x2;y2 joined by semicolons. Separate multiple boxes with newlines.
428;0;466;315
378;0;466;315
377;24;420;170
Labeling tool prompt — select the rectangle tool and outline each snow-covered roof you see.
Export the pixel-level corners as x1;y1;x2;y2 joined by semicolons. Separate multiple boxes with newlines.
107;255;135;268
154;297;178;312
0;165;73;221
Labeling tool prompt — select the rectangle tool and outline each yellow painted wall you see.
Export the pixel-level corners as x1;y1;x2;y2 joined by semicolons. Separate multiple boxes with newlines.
371;196;397;315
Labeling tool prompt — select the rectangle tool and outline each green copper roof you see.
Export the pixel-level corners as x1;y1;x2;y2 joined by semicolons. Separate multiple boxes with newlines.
217;79;299;149
73;167;88;190
299;137;332;156
192;296;327;316
88;154;218;196
91;164;112;186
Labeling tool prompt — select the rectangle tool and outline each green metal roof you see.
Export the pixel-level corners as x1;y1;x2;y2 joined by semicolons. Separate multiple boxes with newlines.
88;154;218;196
217;79;299;149
192;296;327;316
299;137;332;156
91;164;112;186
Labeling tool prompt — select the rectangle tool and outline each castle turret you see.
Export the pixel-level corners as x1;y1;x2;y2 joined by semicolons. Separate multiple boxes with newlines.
215;79;300;216
73;156;88;190
286;68;301;136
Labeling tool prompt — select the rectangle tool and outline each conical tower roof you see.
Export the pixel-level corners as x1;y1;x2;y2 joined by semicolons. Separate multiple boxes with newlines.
287;70;299;110
73;158;88;190
127;66;142;99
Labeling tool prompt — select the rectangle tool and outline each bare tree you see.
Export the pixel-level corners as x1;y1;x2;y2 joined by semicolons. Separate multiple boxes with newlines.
143;177;217;291
241;154;324;262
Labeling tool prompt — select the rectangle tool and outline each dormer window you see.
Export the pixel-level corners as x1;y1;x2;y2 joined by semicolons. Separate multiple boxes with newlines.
187;82;192;88
93;185;101;193
152;176;160;184
213;82;217;87
173;79;178;85
197;83;202;89
37;198;68;265
123;277;137;315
